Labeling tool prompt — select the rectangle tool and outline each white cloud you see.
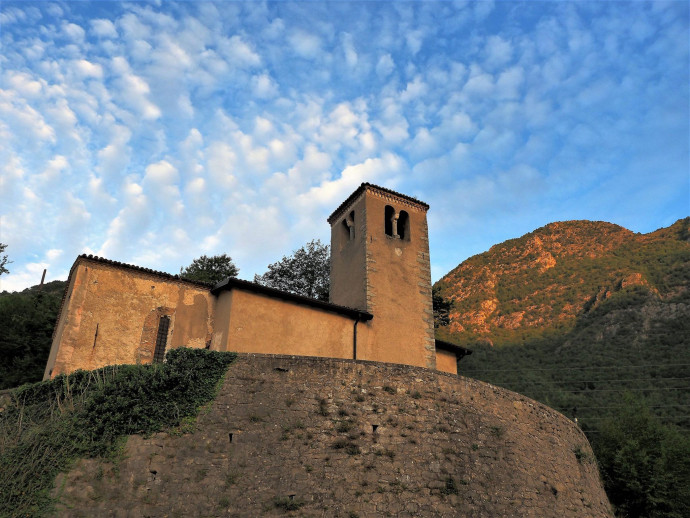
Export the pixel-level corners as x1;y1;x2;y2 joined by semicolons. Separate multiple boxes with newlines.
0;7;28;26
302;152;405;208
46;249;63;261
119;12;151;41
97;124;132;180
185;177;206;196
206;141;238;190
45;99;80;143
495;66;524;100
0;90;56;143
376;54;395;79
340;32;358;68
36;155;68;184
462;67;494;98
252;73;279;99
288;29;322;58
97;179;152;259
0;262;49;293
110;56;161;120
73;59;104;79
6;71;43;97
91;18;118;38
400;75;428;103
177;93;194;118
62;22;86;43
279;144;333;190
219;35;261;67
405;29;425;56
144;160;178;186
484;35;512;69
374;97;409;144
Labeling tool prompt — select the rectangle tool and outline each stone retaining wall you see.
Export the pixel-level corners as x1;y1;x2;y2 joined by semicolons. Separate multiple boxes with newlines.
54;354;612;517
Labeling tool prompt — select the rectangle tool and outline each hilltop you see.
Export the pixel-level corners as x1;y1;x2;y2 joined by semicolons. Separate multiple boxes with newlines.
435;218;690;346
0;352;612;517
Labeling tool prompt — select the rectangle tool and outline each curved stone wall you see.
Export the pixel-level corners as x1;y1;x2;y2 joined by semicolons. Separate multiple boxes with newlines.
55;354;612;517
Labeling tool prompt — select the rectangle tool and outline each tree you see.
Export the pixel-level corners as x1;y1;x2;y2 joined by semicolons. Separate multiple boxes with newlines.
432;286;452;328
0;289;63;388
180;254;239;285
254;239;330;301
593;393;690;518
0;243;10;276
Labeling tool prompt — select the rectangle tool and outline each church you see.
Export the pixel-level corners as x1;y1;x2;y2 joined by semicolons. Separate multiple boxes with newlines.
44;183;470;379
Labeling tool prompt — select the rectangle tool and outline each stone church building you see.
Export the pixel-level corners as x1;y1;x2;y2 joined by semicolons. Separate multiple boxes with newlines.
44;183;470;379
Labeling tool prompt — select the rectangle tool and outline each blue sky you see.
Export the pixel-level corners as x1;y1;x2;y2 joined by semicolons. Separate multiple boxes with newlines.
1;1;688;292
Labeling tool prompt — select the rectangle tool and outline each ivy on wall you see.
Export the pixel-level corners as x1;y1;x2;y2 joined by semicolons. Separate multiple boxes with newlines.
0;348;237;517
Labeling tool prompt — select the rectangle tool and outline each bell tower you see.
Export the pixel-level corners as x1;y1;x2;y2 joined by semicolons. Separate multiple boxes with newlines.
328;183;436;369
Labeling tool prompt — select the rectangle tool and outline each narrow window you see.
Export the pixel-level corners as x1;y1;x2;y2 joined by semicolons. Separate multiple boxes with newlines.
341;218;351;243
153;315;170;363
384;205;395;236
341;210;355;244
348;210;355;240
398;210;410;240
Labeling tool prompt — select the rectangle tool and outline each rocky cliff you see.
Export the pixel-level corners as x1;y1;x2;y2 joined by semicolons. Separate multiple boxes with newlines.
434;218;690;346
53;354;611;517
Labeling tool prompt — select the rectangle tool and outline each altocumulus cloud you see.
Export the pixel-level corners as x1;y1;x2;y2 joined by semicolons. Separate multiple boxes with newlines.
0;1;687;291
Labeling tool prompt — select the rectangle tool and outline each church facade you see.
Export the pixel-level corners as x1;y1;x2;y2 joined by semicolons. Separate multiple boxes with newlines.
44;183;469;379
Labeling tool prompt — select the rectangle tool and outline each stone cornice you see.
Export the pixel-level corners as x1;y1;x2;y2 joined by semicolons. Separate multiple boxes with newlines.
327;183;429;225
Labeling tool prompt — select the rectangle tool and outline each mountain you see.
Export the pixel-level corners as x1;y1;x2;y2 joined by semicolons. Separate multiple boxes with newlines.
435;218;690;347
434;218;690;516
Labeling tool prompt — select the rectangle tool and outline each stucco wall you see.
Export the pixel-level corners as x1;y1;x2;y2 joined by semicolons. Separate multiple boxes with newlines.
435;348;458;374
44;259;214;378
214;288;358;359
330;193;368;311
359;190;436;369
54;355;612;517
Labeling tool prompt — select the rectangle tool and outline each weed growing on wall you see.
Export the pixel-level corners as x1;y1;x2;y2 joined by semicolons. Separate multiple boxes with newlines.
0;348;237;518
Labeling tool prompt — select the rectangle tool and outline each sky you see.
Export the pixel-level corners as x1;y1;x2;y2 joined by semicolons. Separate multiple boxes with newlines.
0;0;688;292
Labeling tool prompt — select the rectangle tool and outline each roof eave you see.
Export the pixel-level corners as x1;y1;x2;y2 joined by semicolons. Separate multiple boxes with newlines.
212;278;373;322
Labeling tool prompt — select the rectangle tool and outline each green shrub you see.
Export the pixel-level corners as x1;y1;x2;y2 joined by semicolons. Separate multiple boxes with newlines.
273;496;304;511
441;476;459;495
0;348;236;518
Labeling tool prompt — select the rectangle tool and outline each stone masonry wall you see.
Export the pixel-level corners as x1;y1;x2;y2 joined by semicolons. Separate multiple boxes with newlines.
54;355;612;517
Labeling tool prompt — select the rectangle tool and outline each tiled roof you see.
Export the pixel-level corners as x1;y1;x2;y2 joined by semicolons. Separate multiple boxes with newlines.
211;277;373;322
435;339;473;356
327;182;430;224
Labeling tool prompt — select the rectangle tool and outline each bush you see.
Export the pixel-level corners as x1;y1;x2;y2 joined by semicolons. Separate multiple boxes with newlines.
0;348;237;517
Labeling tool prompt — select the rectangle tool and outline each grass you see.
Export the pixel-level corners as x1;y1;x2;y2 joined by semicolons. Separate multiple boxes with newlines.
332;438;361;455
273;496;304;512
335;420;353;433
0;348;236;518
440;476;459;495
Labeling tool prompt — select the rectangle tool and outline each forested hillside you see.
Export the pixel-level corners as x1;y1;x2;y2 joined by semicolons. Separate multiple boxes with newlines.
0;281;66;389
435;218;690;517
